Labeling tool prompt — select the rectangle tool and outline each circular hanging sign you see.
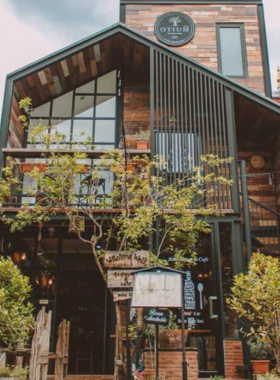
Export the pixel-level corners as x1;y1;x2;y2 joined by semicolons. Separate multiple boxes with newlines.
154;12;195;47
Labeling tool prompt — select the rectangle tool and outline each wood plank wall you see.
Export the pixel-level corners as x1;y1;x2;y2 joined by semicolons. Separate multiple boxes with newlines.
123;73;150;149
238;150;276;211
125;4;265;94
8;96;24;148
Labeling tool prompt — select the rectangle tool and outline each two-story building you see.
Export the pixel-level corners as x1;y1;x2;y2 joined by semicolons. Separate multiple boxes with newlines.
1;0;280;379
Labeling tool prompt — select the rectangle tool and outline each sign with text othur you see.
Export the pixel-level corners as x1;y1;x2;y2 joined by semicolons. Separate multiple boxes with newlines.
131;271;183;308
155;12;195;47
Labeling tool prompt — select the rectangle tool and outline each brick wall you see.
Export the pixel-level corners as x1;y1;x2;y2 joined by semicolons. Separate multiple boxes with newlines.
125;4;265;94
144;350;198;380
224;339;244;379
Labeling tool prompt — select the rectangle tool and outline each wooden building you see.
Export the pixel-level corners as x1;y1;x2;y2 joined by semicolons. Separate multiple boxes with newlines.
1;0;280;378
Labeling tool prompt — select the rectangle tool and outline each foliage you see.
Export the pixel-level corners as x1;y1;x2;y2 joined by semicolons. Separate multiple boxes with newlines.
135;130;150;141
227;253;280;372
248;337;273;360
129;310;179;340
0;257;34;349
0;366;28;380
0;98;233;282
210;376;224;380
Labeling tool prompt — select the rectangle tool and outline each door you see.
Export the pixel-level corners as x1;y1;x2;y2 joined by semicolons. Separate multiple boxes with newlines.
181;226;225;377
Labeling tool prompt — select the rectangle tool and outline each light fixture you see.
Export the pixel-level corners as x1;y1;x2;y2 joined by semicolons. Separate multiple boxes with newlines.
20;252;27;261
48;278;53;286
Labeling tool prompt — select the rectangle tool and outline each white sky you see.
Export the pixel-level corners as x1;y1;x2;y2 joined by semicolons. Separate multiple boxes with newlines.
0;0;279;120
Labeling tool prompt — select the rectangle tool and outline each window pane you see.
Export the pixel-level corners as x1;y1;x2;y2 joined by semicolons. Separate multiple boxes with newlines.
74;95;94;118
219;27;244;76
73;120;93;141
96;96;116;118
76;80;95;94
97;70;117;94
95;120;115;143
52;92;73;118
30;102;50;118
51;119;71;141
28;119;48;143
94;144;115;151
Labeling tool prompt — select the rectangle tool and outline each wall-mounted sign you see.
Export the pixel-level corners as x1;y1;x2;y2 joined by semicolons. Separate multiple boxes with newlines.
154;12;195;47
107;270;134;288
113;290;133;302
143;308;170;325
131;271;182;308
184;271;196;310
104;251;149;268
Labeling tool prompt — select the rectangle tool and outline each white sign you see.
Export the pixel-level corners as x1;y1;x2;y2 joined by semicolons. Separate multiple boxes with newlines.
107;270;134;288
184;271;196;310
131;271;182;308
113;291;133;302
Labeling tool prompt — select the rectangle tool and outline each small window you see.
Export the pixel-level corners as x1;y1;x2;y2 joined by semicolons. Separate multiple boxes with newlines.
217;24;247;77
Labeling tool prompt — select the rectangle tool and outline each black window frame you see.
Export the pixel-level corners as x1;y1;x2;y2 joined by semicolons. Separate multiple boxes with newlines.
25;70;118;149
216;23;248;79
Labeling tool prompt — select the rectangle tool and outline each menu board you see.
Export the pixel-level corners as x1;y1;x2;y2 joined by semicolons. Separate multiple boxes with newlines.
131;271;182;308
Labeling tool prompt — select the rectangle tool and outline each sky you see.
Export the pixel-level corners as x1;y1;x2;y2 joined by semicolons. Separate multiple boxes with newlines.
0;0;279;117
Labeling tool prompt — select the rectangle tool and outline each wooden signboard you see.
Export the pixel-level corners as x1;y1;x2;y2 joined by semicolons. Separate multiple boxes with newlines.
113;290;133;302
107;270;134;288
104;251;149;268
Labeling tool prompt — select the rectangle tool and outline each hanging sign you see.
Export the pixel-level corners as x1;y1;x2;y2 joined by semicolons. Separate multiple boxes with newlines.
104;251;149;268
131;271;182;308
107;270;134;288
154;12;195;47
143;308;170;325
113;290;133;302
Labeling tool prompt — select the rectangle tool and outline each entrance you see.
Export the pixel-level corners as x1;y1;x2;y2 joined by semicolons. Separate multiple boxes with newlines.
56;238;115;375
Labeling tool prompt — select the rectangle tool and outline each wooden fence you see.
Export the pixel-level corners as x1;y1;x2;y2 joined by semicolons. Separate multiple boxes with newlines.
0;307;70;380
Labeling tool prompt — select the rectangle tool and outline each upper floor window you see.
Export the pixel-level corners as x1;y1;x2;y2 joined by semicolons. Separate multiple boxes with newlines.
28;70;117;150
217;24;247;78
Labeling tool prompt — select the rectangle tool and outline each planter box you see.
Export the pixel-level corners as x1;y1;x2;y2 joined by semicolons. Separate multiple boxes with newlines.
159;330;185;349
21;162;46;173
0;378;19;380
136;141;149;150
251;360;270;374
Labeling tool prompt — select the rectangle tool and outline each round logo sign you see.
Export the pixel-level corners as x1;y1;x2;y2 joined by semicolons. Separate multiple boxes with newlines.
154;12;195;47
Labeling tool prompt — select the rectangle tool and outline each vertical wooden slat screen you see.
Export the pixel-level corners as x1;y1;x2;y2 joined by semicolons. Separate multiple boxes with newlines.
152;50;233;210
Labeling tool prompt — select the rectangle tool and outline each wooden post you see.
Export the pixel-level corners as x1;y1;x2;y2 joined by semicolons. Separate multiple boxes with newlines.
0;351;6;369
54;320;70;380
29;307;52;380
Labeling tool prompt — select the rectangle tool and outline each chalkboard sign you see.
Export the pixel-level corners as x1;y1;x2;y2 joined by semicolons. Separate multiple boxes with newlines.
143;308;170;325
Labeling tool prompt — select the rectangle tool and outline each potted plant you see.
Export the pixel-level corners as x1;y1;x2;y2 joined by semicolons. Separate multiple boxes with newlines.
135;130;150;150
248;338;272;374
227;253;280;375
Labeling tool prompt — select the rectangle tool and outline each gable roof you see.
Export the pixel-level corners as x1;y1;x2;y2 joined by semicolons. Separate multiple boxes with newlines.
4;22;280;115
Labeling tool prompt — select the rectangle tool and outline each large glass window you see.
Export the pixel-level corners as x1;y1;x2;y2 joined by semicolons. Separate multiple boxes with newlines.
27;70;117;149
217;24;247;77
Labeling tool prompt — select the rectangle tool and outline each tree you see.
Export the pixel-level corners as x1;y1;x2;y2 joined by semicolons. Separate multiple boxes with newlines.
227;253;280;373
0;257;35;349
0;97;233;372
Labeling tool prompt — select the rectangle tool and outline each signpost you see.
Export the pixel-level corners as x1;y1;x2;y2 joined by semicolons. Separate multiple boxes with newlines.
107;270;134;288
131;267;187;380
104;251;149;268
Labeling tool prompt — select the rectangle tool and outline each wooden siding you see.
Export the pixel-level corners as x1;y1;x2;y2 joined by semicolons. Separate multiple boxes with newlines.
125;4;265;94
8;95;24;148
123;72;150;148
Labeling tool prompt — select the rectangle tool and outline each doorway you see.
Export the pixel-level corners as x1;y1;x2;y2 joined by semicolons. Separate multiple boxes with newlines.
56;238;115;375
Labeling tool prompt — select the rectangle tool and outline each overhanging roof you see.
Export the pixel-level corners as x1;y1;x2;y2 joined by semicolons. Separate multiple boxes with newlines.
4;22;280;117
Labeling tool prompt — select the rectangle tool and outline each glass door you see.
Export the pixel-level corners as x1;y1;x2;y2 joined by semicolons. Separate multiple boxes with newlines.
180;227;224;377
